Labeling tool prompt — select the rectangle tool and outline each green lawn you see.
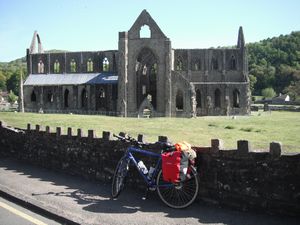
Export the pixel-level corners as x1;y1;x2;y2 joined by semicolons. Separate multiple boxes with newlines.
0;111;299;153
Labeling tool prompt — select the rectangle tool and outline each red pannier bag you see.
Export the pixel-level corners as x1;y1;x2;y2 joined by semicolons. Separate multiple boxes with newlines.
161;151;189;183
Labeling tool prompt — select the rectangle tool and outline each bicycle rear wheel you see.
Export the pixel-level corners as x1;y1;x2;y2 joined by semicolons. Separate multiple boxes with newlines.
156;166;199;208
111;156;130;198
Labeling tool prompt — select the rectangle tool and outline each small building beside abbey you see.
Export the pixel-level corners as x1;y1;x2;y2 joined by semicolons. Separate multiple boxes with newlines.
23;10;251;117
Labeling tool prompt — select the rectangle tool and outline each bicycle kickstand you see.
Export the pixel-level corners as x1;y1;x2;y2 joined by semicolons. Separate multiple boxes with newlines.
142;188;149;200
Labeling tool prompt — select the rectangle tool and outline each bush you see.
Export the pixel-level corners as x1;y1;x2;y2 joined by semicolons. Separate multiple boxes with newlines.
262;87;276;98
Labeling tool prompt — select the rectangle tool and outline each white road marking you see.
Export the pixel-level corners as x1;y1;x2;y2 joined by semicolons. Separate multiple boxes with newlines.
0;201;48;225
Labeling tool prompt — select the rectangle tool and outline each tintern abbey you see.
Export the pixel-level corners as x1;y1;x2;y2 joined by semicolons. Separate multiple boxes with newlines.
23;10;251;117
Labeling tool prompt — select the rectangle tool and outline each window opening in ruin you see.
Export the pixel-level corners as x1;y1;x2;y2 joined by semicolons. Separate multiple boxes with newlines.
196;89;202;108
233;89;240;108
38;60;44;73
135;61;140;72
176;89;184;110
230;55;236;70
47;92;53;103
193;60;201;71
70;59;76;73
81;88;88;109
176;58;183;71
103;57;109;72
31;91;36;102
87;58;93;72
214;89;221;108
64;89;69;108
142;85;146;95
140;25;151;38
136;48;157;110
99;88;105;98
211;57;218;70
98;88;106;110
54;60;60;73
142;65;147;75
151;63;157;74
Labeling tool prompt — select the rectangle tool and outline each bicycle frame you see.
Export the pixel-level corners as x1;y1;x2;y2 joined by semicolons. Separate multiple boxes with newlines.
125;146;169;188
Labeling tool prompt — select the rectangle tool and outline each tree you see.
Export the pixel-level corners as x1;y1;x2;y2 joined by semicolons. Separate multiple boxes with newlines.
6;71;20;96
7;90;18;104
249;74;257;94
284;70;300;101
0;71;6;90
262;87;276;98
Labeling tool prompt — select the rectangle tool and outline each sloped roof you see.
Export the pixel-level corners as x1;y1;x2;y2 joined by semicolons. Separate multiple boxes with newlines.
24;73;118;86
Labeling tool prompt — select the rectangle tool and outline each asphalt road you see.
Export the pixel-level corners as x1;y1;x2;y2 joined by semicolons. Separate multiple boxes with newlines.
0;196;60;225
0;158;299;225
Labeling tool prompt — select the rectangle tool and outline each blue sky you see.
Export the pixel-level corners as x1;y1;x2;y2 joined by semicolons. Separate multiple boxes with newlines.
0;0;300;62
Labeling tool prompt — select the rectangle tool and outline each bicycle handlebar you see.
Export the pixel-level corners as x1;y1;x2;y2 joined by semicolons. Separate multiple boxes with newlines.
113;134;149;147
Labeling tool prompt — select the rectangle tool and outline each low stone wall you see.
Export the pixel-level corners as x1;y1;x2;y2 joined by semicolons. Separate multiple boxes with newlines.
0;121;299;216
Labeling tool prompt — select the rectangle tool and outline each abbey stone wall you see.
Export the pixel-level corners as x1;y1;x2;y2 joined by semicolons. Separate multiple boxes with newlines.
23;10;250;117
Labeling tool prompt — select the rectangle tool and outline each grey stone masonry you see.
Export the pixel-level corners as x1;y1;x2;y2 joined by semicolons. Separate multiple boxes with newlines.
23;10;250;117
0;122;299;216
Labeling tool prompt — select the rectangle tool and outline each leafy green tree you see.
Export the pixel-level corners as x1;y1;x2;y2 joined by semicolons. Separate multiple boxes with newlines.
6;71;20;96
7;90;18;104
262;87;276;98
249;74;257;94
0;71;6;90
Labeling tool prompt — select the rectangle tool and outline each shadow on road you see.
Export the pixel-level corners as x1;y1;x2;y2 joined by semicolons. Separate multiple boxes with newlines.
0;158;298;225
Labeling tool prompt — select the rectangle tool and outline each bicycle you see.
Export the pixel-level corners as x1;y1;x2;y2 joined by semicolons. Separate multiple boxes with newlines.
111;134;199;209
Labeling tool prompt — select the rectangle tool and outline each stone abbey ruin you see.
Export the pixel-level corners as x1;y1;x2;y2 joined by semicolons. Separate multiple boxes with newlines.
23;10;251;117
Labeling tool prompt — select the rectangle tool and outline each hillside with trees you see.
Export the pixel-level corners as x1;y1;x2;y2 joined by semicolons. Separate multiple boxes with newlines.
247;31;300;101
0;34;300;101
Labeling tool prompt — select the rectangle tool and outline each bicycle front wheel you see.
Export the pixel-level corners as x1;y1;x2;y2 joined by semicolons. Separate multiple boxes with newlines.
111;156;130;198
156;166;199;208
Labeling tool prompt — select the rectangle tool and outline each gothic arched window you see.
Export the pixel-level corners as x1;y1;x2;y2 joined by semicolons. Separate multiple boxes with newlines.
176;89;184;110
176;58;183;71
38;60;44;73
233;89;240;108
81;88;88;108
31;90;36;102
196;89;202;108
230;55;237;70
87;58;93;72
54;60;60;73
103;57;109;72
214;89;221;108
140;25;151;38
70;59;76;73
211;57;218;70
64;89;69;108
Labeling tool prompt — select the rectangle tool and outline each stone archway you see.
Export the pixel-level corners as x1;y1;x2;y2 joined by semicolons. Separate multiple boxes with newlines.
138;95;155;118
136;48;157;110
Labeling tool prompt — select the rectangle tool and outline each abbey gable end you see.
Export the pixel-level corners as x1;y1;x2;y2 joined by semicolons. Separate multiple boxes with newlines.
23;10;251;117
